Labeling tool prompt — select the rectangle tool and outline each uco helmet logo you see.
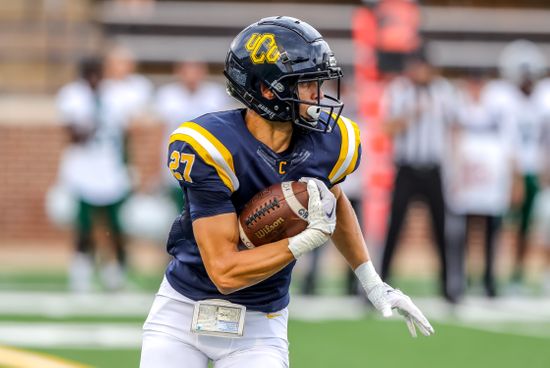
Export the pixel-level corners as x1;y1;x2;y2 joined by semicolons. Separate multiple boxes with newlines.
245;33;280;64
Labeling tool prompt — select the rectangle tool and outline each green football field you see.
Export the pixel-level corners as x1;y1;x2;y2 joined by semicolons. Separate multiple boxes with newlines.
10;318;550;368
1;271;549;368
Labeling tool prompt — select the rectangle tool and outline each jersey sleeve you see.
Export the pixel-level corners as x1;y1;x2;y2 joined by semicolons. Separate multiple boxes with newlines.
168;121;239;220
327;115;362;186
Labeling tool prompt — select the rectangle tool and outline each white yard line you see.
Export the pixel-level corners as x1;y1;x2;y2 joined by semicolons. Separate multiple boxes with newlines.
413;296;550;323
290;295;550;322
289;295;368;320
0;291;154;317
0;292;549;348
0;323;143;349
3;291;549;321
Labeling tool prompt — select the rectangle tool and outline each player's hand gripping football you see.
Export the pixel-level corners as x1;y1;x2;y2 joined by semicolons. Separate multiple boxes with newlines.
300;177;336;235
355;262;434;338
287;179;336;259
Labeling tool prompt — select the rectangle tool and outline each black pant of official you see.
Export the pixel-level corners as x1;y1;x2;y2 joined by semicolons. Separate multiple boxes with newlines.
381;165;451;301
448;213;501;298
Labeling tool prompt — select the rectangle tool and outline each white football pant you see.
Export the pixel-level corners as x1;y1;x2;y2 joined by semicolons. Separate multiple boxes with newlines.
140;277;289;368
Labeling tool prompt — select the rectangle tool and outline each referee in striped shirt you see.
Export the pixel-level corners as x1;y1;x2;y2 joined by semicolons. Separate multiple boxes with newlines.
381;53;458;303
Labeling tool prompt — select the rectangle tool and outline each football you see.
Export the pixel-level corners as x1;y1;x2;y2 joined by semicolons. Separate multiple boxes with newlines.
238;181;309;248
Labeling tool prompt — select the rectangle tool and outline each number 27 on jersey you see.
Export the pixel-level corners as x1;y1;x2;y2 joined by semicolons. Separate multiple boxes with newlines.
169;151;195;183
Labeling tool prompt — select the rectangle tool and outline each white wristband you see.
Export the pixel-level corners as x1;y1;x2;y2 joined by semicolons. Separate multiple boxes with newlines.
354;261;383;292
288;228;329;259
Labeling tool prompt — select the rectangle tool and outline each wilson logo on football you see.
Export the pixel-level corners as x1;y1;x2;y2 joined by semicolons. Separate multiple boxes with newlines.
254;217;285;238
245;33;280;64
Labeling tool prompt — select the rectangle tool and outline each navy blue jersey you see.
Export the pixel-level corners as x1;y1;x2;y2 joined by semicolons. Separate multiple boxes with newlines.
165;108;361;312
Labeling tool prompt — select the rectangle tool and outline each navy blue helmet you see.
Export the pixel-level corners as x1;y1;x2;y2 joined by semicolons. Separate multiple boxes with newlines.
224;16;344;133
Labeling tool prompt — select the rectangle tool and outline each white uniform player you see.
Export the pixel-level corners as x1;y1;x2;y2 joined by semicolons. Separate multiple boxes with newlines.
444;78;517;297
531;77;550;293
486;40;549;286
447;80;517;216
56;49;153;292
154;60;232;206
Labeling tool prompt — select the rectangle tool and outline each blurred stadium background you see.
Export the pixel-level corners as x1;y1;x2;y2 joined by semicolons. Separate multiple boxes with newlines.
1;0;550;367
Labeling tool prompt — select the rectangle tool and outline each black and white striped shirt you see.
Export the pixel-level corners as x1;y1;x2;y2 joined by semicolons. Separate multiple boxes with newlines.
383;76;458;168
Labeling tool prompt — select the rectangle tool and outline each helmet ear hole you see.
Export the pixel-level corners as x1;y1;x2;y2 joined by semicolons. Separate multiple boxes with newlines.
249;75;261;94
259;82;275;100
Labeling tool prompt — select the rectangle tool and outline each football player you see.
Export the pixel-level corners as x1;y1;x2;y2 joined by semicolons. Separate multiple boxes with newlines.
495;40;549;288
140;16;434;368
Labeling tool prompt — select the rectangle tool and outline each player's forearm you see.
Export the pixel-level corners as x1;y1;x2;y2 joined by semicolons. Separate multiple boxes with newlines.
330;191;370;270
194;213;295;294
208;239;295;295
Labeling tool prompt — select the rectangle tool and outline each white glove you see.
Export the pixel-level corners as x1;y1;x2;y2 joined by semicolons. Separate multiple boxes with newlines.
299;177;336;234
288;179;337;259
355;261;435;337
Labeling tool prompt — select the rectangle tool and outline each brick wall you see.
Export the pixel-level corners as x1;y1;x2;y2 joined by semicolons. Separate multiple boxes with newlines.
0;124;65;240
0;121;164;242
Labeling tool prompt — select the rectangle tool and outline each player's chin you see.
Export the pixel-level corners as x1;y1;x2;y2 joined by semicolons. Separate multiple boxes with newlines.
300;116;316;123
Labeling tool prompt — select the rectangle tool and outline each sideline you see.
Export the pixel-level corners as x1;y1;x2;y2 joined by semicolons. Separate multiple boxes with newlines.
0;318;548;350
0;345;91;368
0;323;142;349
0;293;549;349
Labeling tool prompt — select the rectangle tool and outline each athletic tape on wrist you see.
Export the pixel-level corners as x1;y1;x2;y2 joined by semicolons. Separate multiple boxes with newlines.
288;228;328;259
354;261;383;292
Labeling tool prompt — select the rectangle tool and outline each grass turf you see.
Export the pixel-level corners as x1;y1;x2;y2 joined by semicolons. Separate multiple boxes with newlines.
2;271;549;367
17;318;550;368
289;318;550;368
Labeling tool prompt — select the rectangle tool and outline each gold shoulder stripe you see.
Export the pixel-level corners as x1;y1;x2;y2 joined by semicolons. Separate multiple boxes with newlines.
183;122;235;173
328;116;361;184
338;118;361;182
328;117;350;182
169;122;239;192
